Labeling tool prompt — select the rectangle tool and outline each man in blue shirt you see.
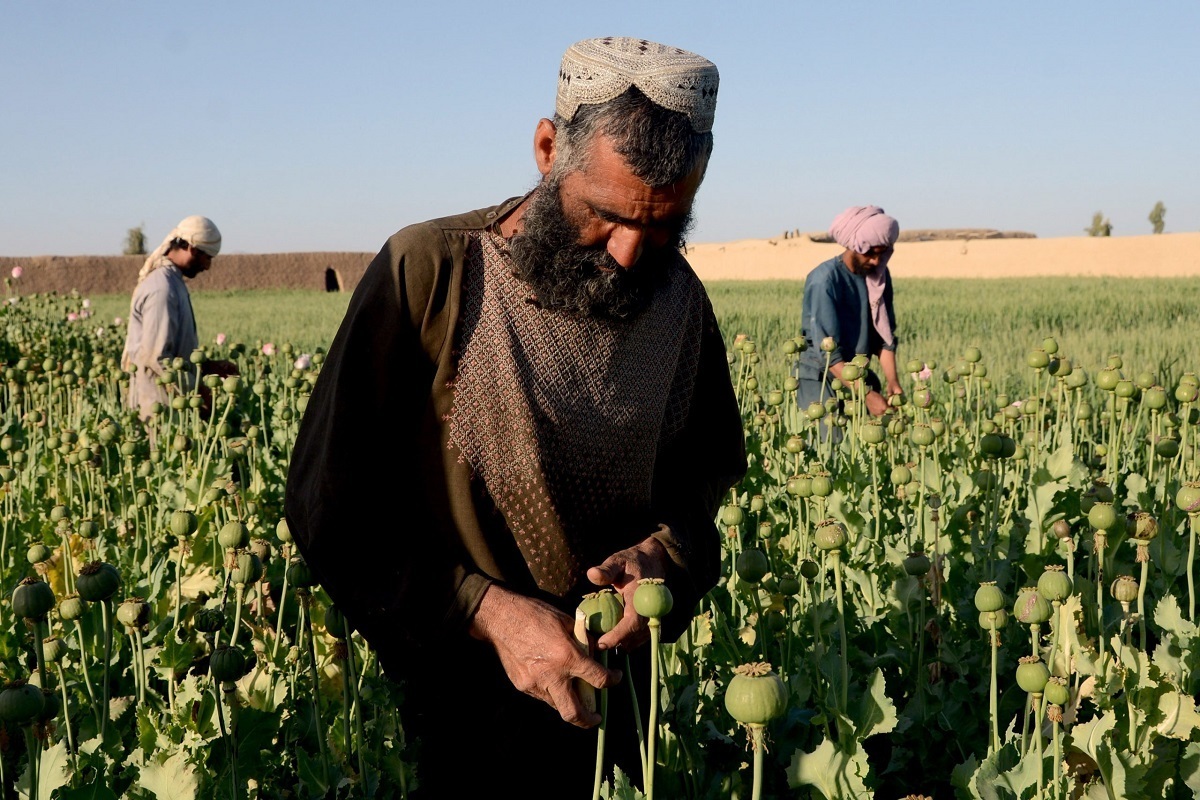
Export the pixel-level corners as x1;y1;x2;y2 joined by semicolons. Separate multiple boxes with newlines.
796;205;903;426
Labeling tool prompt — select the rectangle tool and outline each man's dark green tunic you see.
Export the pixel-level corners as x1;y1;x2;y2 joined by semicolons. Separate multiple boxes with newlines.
284;196;745;794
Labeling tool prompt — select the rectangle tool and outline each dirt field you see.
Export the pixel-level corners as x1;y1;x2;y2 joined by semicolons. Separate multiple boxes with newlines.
3;232;1197;296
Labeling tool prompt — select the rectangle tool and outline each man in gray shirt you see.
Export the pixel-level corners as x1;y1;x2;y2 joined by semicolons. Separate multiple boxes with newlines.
121;215;222;420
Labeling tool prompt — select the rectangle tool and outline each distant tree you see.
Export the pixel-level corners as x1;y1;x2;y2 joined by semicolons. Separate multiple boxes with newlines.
1148;201;1166;234
1085;212;1112;237
123;224;147;256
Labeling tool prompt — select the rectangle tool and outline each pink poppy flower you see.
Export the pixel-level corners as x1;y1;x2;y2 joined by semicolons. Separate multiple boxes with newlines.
294;354;312;370
114;316;124;326
262;342;276;356
216;333;227;346
67;312;79;322
10;267;23;280
918;365;932;381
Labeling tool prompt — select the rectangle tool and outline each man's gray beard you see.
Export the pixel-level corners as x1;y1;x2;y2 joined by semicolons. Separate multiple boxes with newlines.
508;181;689;320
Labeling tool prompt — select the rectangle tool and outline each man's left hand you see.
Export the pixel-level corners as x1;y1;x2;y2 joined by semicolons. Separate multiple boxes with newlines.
586;537;670;652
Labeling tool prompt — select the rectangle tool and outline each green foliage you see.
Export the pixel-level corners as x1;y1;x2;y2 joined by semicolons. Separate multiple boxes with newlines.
124;224;147;256
1149;201;1167;234
1085;211;1113;237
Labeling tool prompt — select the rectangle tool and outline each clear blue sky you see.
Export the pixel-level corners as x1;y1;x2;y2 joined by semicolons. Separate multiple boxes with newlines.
3;1;1197;256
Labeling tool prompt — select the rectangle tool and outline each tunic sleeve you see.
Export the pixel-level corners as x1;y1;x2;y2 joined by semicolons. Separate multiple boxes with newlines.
131;284;174;375
804;270;845;367
881;269;899;350
649;300;746;641
284;228;490;660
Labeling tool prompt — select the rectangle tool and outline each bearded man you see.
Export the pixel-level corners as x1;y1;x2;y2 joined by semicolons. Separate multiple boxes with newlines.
285;37;745;797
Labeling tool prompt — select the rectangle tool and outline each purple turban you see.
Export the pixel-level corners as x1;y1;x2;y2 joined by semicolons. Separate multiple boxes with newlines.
829;205;900;347
828;205;899;255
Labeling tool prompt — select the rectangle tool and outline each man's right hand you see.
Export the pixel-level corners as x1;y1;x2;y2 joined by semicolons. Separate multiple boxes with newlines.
469;583;622;728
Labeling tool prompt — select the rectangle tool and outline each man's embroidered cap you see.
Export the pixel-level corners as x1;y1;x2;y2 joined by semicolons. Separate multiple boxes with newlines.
556;37;719;133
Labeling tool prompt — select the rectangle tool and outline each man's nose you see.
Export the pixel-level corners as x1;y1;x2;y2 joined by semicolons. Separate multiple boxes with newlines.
606;227;645;269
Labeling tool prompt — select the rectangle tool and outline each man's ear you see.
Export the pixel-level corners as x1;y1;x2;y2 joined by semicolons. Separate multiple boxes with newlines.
533;118;557;177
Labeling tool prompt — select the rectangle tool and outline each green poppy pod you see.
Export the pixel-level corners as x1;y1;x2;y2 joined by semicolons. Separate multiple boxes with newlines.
41;637;68;664
1051;519;1072;540
249;537;271;564
218;520;251;550
910;424;935;448
222;376;242;395
580;589;625;635
805;401;826;421
903;551;931;577
58;595;87;621
1044;676;1070;707
777;575;801;596
1015;656;1050;694
786;474;813;498
978;609;1009;630
1041;336;1059;355
49;504;70;523
75;561;121;602
1143;385;1167;410
170;509;198;539
1110;575;1139;604
12;578;56;619
1066;367;1088;389
1026;349;1050;370
724;662;788;726
633;579;673;619
799;559;819;581
77;518;99;539
0;681;45;726
116;597;149;629
765;389;784;407
1013;587;1052;625
735;549;770;584
202;374;221;390
1176;482;1200;515
813;519;847;551
719;503;750;529
974;582;1005;612
36;687;60;723
783;339;799;356
192;608;226;634
170;396;188;411
1176;383;1199;404
1049;358;1072;378
1155;436;1180;459
0;467;15;484
784;376;799;391
1131;512;1158;542
135;489;152;508
324;604;351;639
810;473;833;497
26;543;52;565
287;557;317;588
964;346;982;363
930;418;947;437
1037;565;1073;601
230;551;264;587
905;358;924;374
744;376;759;392
1095;368;1120;392
890;464;912;485
972;468;998;492
841;363;861;383
1088;502;1118;531
819;337;837;353
979;433;1004;458
1114;380;1136;399
209;645;248;683
846;421;880;448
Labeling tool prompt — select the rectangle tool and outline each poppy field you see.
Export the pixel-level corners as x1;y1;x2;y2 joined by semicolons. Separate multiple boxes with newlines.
1;274;1199;799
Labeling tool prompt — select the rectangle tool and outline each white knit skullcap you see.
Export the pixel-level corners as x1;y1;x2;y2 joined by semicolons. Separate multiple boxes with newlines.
556;37;719;133
137;215;222;282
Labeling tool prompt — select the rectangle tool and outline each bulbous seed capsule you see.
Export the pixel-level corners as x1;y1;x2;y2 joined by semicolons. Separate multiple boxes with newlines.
581;589;624;634
974;582;1005;613
813;519;847;551
1088;502;1118;531
1015;656;1050;694
735;549;770;584
1013;587;1052;624
1110;575;1139;604
978;609;1008;630
1037;565;1072;601
633;578;673;619
724;662;788;726
12;577;56;619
